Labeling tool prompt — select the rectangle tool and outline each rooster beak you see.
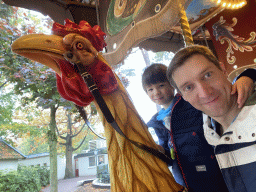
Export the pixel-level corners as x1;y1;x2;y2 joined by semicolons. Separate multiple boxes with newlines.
12;34;66;75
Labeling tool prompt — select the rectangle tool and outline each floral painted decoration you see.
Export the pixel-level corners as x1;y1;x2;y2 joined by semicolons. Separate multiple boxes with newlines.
213;16;256;64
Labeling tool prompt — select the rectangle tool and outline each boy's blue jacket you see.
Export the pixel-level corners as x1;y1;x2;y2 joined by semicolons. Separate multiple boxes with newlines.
147;94;229;192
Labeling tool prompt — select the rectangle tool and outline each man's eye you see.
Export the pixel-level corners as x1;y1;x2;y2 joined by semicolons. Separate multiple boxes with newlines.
147;88;153;92
205;72;212;78
184;85;192;92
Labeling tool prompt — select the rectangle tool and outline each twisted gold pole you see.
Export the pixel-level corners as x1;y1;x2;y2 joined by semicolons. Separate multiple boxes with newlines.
179;4;194;47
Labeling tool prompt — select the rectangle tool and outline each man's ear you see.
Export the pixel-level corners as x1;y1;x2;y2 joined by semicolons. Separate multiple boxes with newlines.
219;62;228;76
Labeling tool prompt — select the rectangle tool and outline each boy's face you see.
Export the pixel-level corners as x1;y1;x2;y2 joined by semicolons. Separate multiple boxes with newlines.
146;81;174;108
172;54;233;118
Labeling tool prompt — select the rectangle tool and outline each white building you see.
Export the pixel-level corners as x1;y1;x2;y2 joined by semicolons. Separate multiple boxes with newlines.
0;138;69;180
74;139;108;177
0;138;108;179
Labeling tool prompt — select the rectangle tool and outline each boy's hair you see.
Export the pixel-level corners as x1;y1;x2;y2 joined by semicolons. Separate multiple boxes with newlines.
142;63;169;92
167;45;220;90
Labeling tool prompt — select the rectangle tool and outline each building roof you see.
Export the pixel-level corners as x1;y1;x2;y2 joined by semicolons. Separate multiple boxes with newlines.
26;152;49;159
25;152;64;159
74;147;107;159
0;139;26;160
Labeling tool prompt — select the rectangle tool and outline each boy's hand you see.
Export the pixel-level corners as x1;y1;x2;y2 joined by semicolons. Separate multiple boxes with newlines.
231;76;254;108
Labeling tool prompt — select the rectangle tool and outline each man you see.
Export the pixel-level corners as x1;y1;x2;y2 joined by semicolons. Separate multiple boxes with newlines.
167;45;256;192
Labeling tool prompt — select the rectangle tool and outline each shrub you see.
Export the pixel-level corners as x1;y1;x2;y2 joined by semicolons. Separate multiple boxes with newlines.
0;165;50;192
0;170;40;192
18;165;41;190
36;166;50;187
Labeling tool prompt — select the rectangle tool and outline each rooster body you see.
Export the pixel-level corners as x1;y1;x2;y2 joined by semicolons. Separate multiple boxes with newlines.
11;20;185;192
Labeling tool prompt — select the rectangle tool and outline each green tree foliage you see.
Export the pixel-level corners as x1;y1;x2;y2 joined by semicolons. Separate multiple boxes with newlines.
0;3;59;189
0;1;56;107
153;51;174;64
0;1;53;145
0;84;41;145
18;135;49;155
0;1;63;141
0;90;14;125
0;1;109;189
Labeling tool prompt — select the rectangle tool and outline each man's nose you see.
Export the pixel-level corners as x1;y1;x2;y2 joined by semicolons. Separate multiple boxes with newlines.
198;82;213;98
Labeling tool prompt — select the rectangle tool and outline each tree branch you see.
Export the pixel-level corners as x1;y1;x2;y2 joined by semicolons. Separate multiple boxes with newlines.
59;142;67;146
55;125;66;139
72;130;88;151
0;81;8;89
72;123;86;138
59;135;66;140
75;104;105;140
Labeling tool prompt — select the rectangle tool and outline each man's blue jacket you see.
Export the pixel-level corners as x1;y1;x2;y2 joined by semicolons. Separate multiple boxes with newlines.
147;95;229;192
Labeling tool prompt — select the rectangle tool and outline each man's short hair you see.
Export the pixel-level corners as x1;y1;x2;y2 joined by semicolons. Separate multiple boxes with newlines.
142;63;169;92
167;45;221;90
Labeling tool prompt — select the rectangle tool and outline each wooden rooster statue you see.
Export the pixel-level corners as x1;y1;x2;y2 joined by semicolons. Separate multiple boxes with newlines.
11;19;186;192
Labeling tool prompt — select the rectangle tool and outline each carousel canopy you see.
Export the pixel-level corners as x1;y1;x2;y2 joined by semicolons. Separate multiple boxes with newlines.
3;0;226;65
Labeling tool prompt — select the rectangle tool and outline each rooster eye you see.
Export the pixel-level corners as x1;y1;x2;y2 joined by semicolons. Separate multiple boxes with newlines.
76;42;84;50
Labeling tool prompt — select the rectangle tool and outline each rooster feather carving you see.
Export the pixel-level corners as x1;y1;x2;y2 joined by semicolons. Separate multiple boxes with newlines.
11;19;185;192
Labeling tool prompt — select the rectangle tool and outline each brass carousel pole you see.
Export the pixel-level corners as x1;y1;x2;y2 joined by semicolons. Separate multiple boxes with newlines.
179;4;194;46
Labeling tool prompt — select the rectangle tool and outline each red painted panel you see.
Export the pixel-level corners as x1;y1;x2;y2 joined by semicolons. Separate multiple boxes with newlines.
205;0;256;75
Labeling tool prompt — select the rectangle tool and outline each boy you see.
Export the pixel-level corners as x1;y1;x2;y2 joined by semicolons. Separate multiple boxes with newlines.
142;63;255;191
168;45;256;192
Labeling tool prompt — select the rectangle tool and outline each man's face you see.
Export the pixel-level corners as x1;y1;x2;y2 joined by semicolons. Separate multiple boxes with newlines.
172;54;232;118
146;81;174;108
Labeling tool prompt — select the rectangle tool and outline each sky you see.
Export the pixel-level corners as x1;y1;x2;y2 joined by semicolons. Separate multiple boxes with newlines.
124;50;157;122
